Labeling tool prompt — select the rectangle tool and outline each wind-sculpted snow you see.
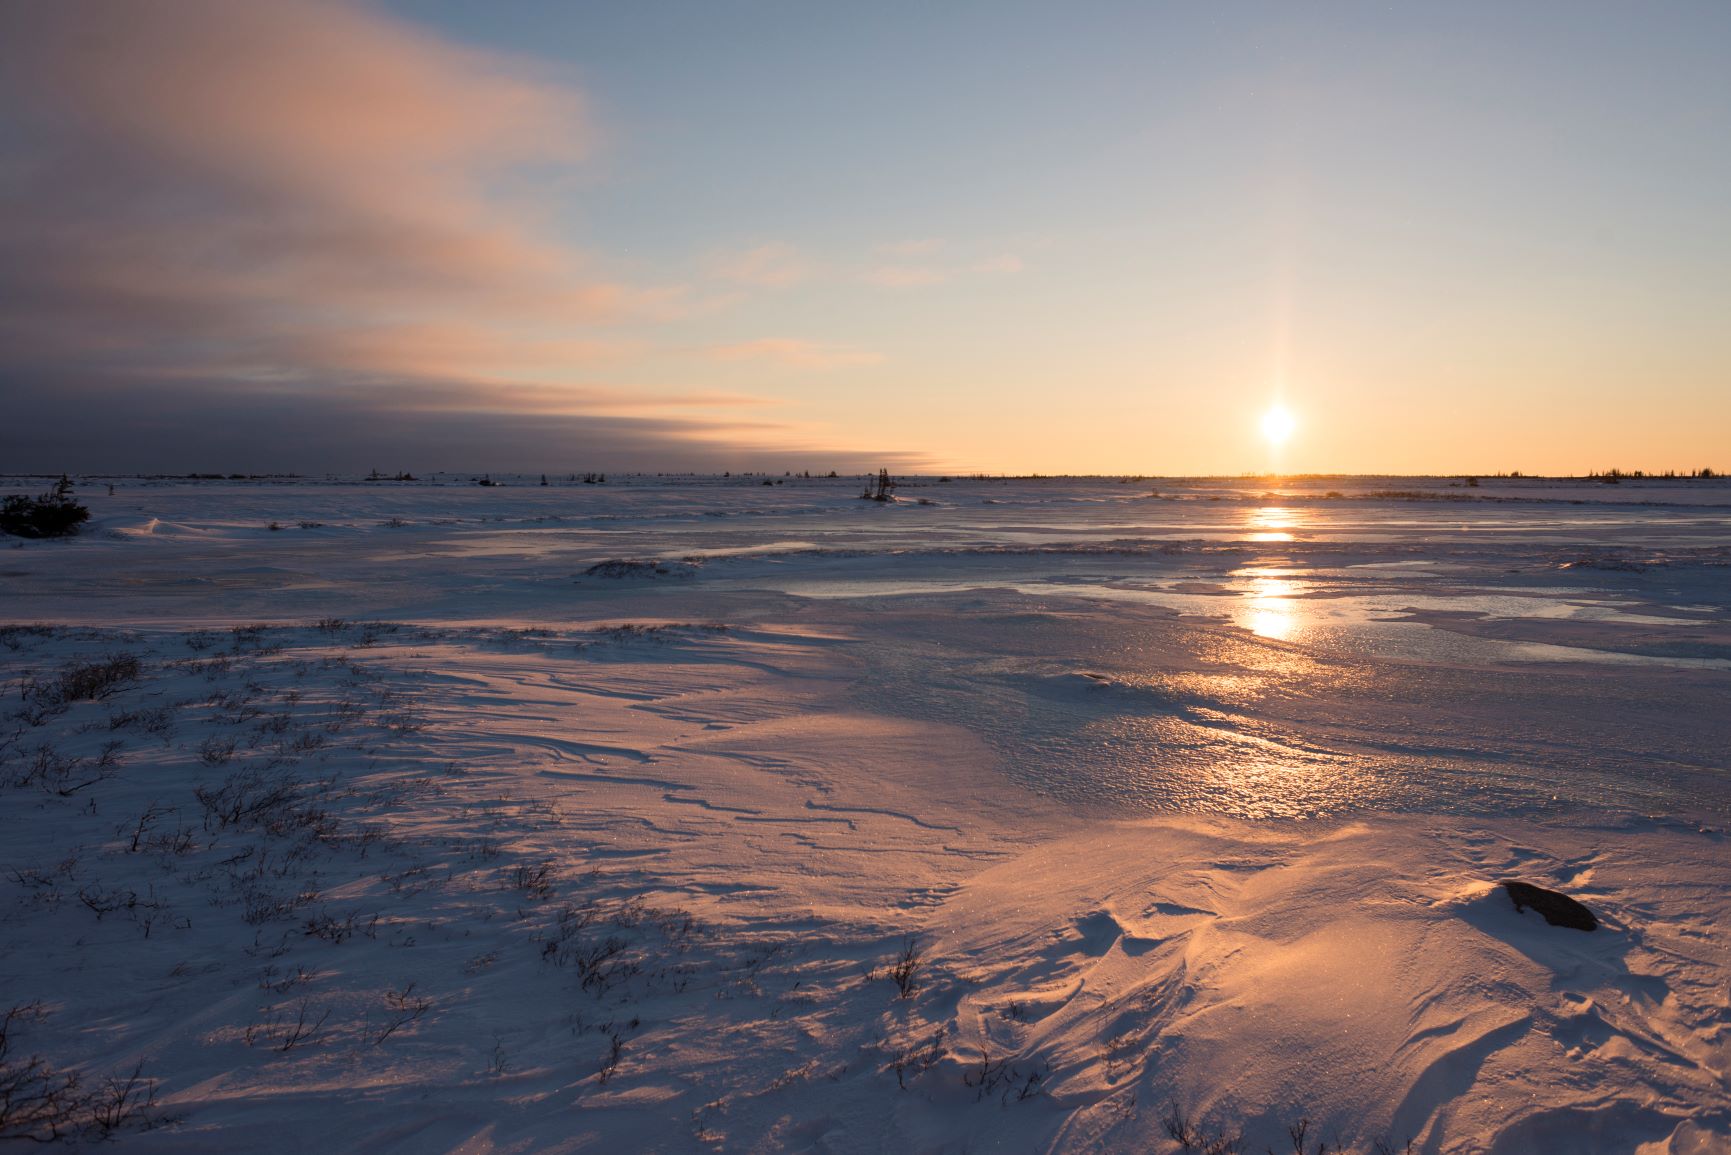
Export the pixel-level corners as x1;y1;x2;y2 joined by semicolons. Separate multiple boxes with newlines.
937;820;1731;1153
0;474;1727;1151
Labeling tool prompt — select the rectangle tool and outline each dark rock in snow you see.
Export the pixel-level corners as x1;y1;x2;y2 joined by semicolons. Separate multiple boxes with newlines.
580;559;699;581
1501;880;1598;932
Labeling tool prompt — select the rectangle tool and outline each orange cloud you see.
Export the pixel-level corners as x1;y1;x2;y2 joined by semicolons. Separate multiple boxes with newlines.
0;1;919;472
0;0;618;334
709;339;885;369
0;9;688;403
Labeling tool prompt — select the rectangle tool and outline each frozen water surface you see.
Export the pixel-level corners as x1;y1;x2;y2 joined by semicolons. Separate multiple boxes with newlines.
6;473;1727;822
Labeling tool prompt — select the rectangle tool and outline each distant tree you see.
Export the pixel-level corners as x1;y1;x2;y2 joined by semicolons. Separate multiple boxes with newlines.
860;468;895;502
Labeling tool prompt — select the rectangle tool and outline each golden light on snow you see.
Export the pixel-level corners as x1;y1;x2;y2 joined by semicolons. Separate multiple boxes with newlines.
1242;573;1302;641
1247;506;1298;543
1261;404;1297;446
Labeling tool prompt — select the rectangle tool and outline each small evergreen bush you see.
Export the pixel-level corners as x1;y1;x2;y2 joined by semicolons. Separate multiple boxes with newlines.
0;476;90;539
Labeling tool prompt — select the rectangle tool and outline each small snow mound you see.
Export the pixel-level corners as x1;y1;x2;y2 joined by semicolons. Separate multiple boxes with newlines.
1489;1102;1717;1155
117;517;214;538
1072;909;1123;956
1050;671;1141;696
1445;879;1537;930
1073;906;1166;956
1035;671;1196;712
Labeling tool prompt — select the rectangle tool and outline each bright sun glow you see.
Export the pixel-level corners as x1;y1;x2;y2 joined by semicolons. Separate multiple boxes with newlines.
1261;404;1297;446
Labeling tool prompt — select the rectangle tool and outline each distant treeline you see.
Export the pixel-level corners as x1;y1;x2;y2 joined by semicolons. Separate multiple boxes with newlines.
1584;467;1717;481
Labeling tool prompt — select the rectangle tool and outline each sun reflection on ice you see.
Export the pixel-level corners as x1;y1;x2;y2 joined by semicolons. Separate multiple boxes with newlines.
1236;565;1305;642
1234;506;1312;641
1246;505;1299;543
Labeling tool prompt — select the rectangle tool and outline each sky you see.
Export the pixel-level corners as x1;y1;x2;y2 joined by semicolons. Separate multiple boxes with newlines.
2;1;1727;476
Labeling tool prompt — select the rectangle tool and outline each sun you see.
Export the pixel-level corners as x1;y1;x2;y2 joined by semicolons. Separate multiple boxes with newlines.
1261;404;1297;446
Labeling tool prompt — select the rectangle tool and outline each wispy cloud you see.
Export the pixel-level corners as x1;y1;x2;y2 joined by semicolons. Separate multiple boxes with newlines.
710;339;884;370
862;250;1024;289
0;0;618;353
974;254;1025;275
876;238;945;258
381;380;777;415
704;243;809;288
863;265;949;289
